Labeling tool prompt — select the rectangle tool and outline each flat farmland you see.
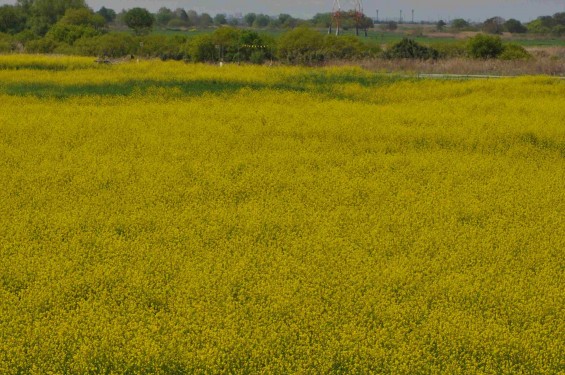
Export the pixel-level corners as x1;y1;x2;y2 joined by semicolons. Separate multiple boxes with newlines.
0;56;564;373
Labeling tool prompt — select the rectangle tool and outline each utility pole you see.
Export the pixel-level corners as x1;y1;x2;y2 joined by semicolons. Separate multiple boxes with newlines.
376;9;379;23
399;10;402;23
412;9;414;23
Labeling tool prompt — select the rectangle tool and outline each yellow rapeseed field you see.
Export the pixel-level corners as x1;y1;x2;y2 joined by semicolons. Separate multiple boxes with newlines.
0;55;564;374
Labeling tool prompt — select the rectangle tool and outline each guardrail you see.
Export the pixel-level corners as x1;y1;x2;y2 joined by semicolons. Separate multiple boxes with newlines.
416;73;565;80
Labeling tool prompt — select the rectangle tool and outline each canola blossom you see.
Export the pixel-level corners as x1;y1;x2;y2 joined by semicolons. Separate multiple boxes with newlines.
0;56;564;374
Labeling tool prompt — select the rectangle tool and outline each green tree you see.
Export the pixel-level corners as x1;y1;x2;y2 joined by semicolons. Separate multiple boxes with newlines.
174;9;188;24
214;13;227;26
25;0;88;36
59;8;104;28
0;5;27;34
243;13;256;27
466;33;504;59
436;19;446;31
384;38;439;60
311;13;331;28
451;18;469;30
277;27;324;64
96;7;115;24
252;14;270;28
186;10;199;27
155;7;173;26
199;13;213;28
124;7;154;35
504;18;526;33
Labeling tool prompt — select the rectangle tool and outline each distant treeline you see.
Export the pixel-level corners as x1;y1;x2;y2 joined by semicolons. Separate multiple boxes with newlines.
0;0;561;64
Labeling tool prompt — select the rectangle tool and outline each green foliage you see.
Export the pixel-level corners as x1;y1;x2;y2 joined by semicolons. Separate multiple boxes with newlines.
525;13;565;35
311;12;332;28
59;8;104;28
451;18;469;30
384;38;439;60
155;7;173;26
432;41;467;58
138;34;186;60
252;14;270;28
25;36;59;52
96;6;115;24
466;34;504;59
73;32;135;57
436;20;446;31
214;13;227;26
199;13;213;28
26;0;88;36
0;32;17;52
499;43;532;60
185;34;216;62
244;13;256;27
0;5;27;34
124;7;154;35
504;18;527;34
277;27;324;64
185;27;273;63
551;25;565;37
323;35;379;60
46;23;99;44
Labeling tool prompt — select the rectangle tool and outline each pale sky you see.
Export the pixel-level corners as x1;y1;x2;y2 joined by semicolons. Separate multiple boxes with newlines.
3;0;565;22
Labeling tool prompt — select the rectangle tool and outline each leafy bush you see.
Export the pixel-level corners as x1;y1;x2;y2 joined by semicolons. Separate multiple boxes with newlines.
323;35;379;60
277;27;324;64
466;34;504;59
74;32;135;57
25;37;60;53
432;41;467;58
0;32;16;52
499;44;532;60
185;34;216;62
138;35;187;60
46;23;100;45
384;38;439;60
183;28;273;64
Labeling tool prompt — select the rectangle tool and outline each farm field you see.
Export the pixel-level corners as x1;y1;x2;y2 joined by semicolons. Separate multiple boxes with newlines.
150;27;565;47
0;56;564;373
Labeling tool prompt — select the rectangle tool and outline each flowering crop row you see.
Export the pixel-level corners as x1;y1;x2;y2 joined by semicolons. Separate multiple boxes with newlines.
0;56;564;373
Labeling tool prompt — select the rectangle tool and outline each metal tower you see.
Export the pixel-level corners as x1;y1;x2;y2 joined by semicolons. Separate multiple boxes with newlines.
329;0;366;36
329;0;341;35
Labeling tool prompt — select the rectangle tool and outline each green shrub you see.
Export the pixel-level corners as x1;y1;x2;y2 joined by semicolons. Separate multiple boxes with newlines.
74;33;136;57
277;27;324;65
0;32;16;52
323;35;379;60
46;23;100;45
432;41;467;58
249;50;266;64
384;38;439;60
186;34;216;62
499;44;532;60
466;34;504;59
25;38;60;54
